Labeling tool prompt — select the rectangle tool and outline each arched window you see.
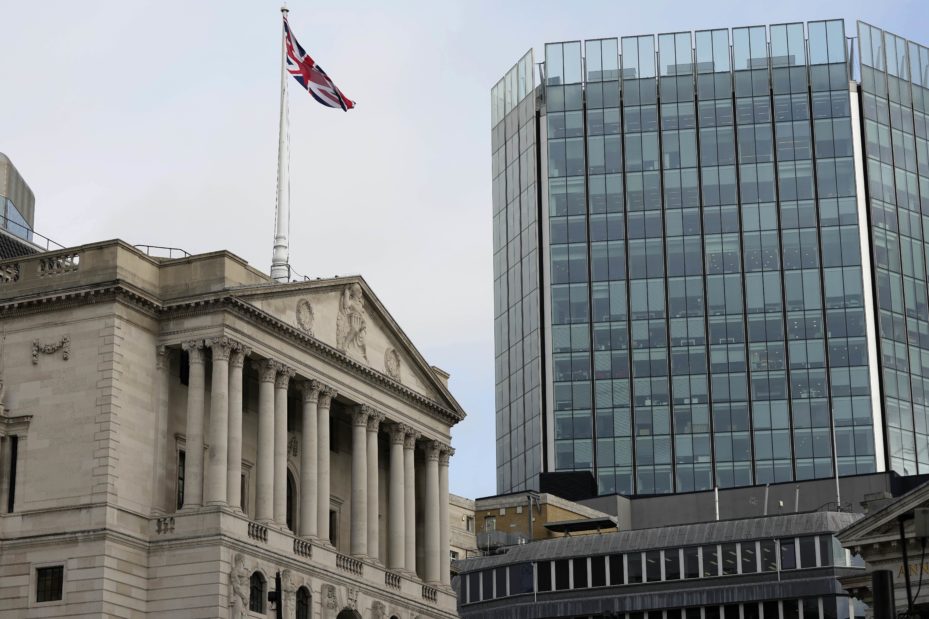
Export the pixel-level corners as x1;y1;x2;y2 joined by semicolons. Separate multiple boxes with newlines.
286;470;296;532
249;572;265;613
296;586;311;619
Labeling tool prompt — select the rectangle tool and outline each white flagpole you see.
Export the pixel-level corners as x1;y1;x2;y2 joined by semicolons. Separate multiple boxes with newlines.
270;5;291;283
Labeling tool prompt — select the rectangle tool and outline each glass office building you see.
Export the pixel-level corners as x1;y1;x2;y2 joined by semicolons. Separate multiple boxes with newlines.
491;20;929;496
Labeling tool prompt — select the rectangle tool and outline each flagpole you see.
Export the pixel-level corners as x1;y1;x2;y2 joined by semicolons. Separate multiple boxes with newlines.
270;5;291;283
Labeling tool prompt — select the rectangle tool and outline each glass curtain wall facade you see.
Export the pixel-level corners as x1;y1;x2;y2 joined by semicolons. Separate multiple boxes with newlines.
858;24;929;475
492;52;544;492
490;19;929;496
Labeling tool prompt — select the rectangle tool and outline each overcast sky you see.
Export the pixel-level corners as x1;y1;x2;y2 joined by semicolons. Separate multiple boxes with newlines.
1;0;926;499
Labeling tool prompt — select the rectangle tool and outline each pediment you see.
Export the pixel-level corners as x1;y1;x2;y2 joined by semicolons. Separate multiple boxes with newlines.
839;480;929;543
230;277;462;417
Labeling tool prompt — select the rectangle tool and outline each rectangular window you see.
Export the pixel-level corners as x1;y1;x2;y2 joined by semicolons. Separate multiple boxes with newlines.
510;563;533;595
482;570;494;599
627;553;643;583
555;559;570;590
760;539;778;571
608;554;624;585
537;561;552;591
467;572;480;604
664;548;681;580
703;545;719;577
799;536;818;568
645;550;661;581
485;516;497;532
722;543;738;575
240;473;247;516
7;435;18;513
742;541;759;573
176;449;186;510
744;602;761;619
780;539;797;570
684;546;700;578
495;566;506;597
466;516;475;532
329;509;338;547
574;558;588;588
591;555;607;587
35;566;64;603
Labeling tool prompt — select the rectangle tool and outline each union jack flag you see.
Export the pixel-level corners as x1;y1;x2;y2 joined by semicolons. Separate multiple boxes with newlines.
283;16;355;111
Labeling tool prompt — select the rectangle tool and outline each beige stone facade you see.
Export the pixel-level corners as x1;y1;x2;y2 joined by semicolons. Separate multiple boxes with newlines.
0;240;464;618
448;495;476;563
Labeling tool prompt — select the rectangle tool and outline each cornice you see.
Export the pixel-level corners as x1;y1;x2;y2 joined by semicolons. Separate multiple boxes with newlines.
0;280;464;426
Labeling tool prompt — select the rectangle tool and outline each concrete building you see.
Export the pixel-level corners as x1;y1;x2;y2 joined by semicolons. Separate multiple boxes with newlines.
0;239;464;618
454;472;929;619
491;19;929;497
0;154;49;261
473;492;616;554
449;494;478;563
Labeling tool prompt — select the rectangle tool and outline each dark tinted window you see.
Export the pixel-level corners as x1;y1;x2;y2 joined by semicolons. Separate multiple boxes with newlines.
574;557;588;588
724;604;741;619
509;564;533;595
628;552;643;583
803;597;821;619
742;541;758;573
781;539;797;570
609;554;625;584
684;546;700;578
482;570;494;599
722;543;738;575
799;536;817;567
555;559;570;590
645;550;662;581
761;539;778;571
706;606;721;619
744;602;760;619
784;599;801;619
703;545;719;577
495;568;507;597
665;548;681;580
467;572;480;603
819;536;833;566
35;566;63;603
537;561;552;591
764;600;780;619
591;555;607;587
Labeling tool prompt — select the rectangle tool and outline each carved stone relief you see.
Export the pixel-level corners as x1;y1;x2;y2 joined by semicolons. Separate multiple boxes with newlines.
322;583;338;610
287;432;299;457
32;335;70;364
229;554;249;619
384;347;401;382
336;282;368;362
371;600;387;619
346;585;358;609
296;298;315;336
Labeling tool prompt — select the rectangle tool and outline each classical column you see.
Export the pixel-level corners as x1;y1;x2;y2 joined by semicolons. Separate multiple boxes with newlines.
366;411;384;560
317;387;336;543
350;405;370;557
255;359;279;523
205;337;233;505
424;440;441;584
274;366;294;528
151;345;170;515
403;429;419;574
182;340;206;509
388;424;407;571
226;344;250;510
439;446;453;586
300;380;320;538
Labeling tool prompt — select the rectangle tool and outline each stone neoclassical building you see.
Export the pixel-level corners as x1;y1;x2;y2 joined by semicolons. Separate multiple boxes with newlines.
0;240;464;618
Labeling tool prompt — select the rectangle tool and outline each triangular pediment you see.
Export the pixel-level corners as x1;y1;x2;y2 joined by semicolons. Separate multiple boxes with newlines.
229;276;464;419
838;480;929;543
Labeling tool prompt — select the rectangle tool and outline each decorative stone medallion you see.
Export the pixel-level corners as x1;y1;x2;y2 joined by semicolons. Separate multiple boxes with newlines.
384;347;401;381
296;298;315;336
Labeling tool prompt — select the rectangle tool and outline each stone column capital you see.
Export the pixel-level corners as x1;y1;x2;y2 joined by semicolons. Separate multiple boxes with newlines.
182;339;205;363
318;385;337;409
155;345;168;370
389;423;409;444
366;410;385;432
256;359;281;383
229;346;250;369
351;404;373;427
275;366;295;389
439;445;455;466
207;336;235;361
403;429;421;450
301;379;321;403
424;440;442;462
